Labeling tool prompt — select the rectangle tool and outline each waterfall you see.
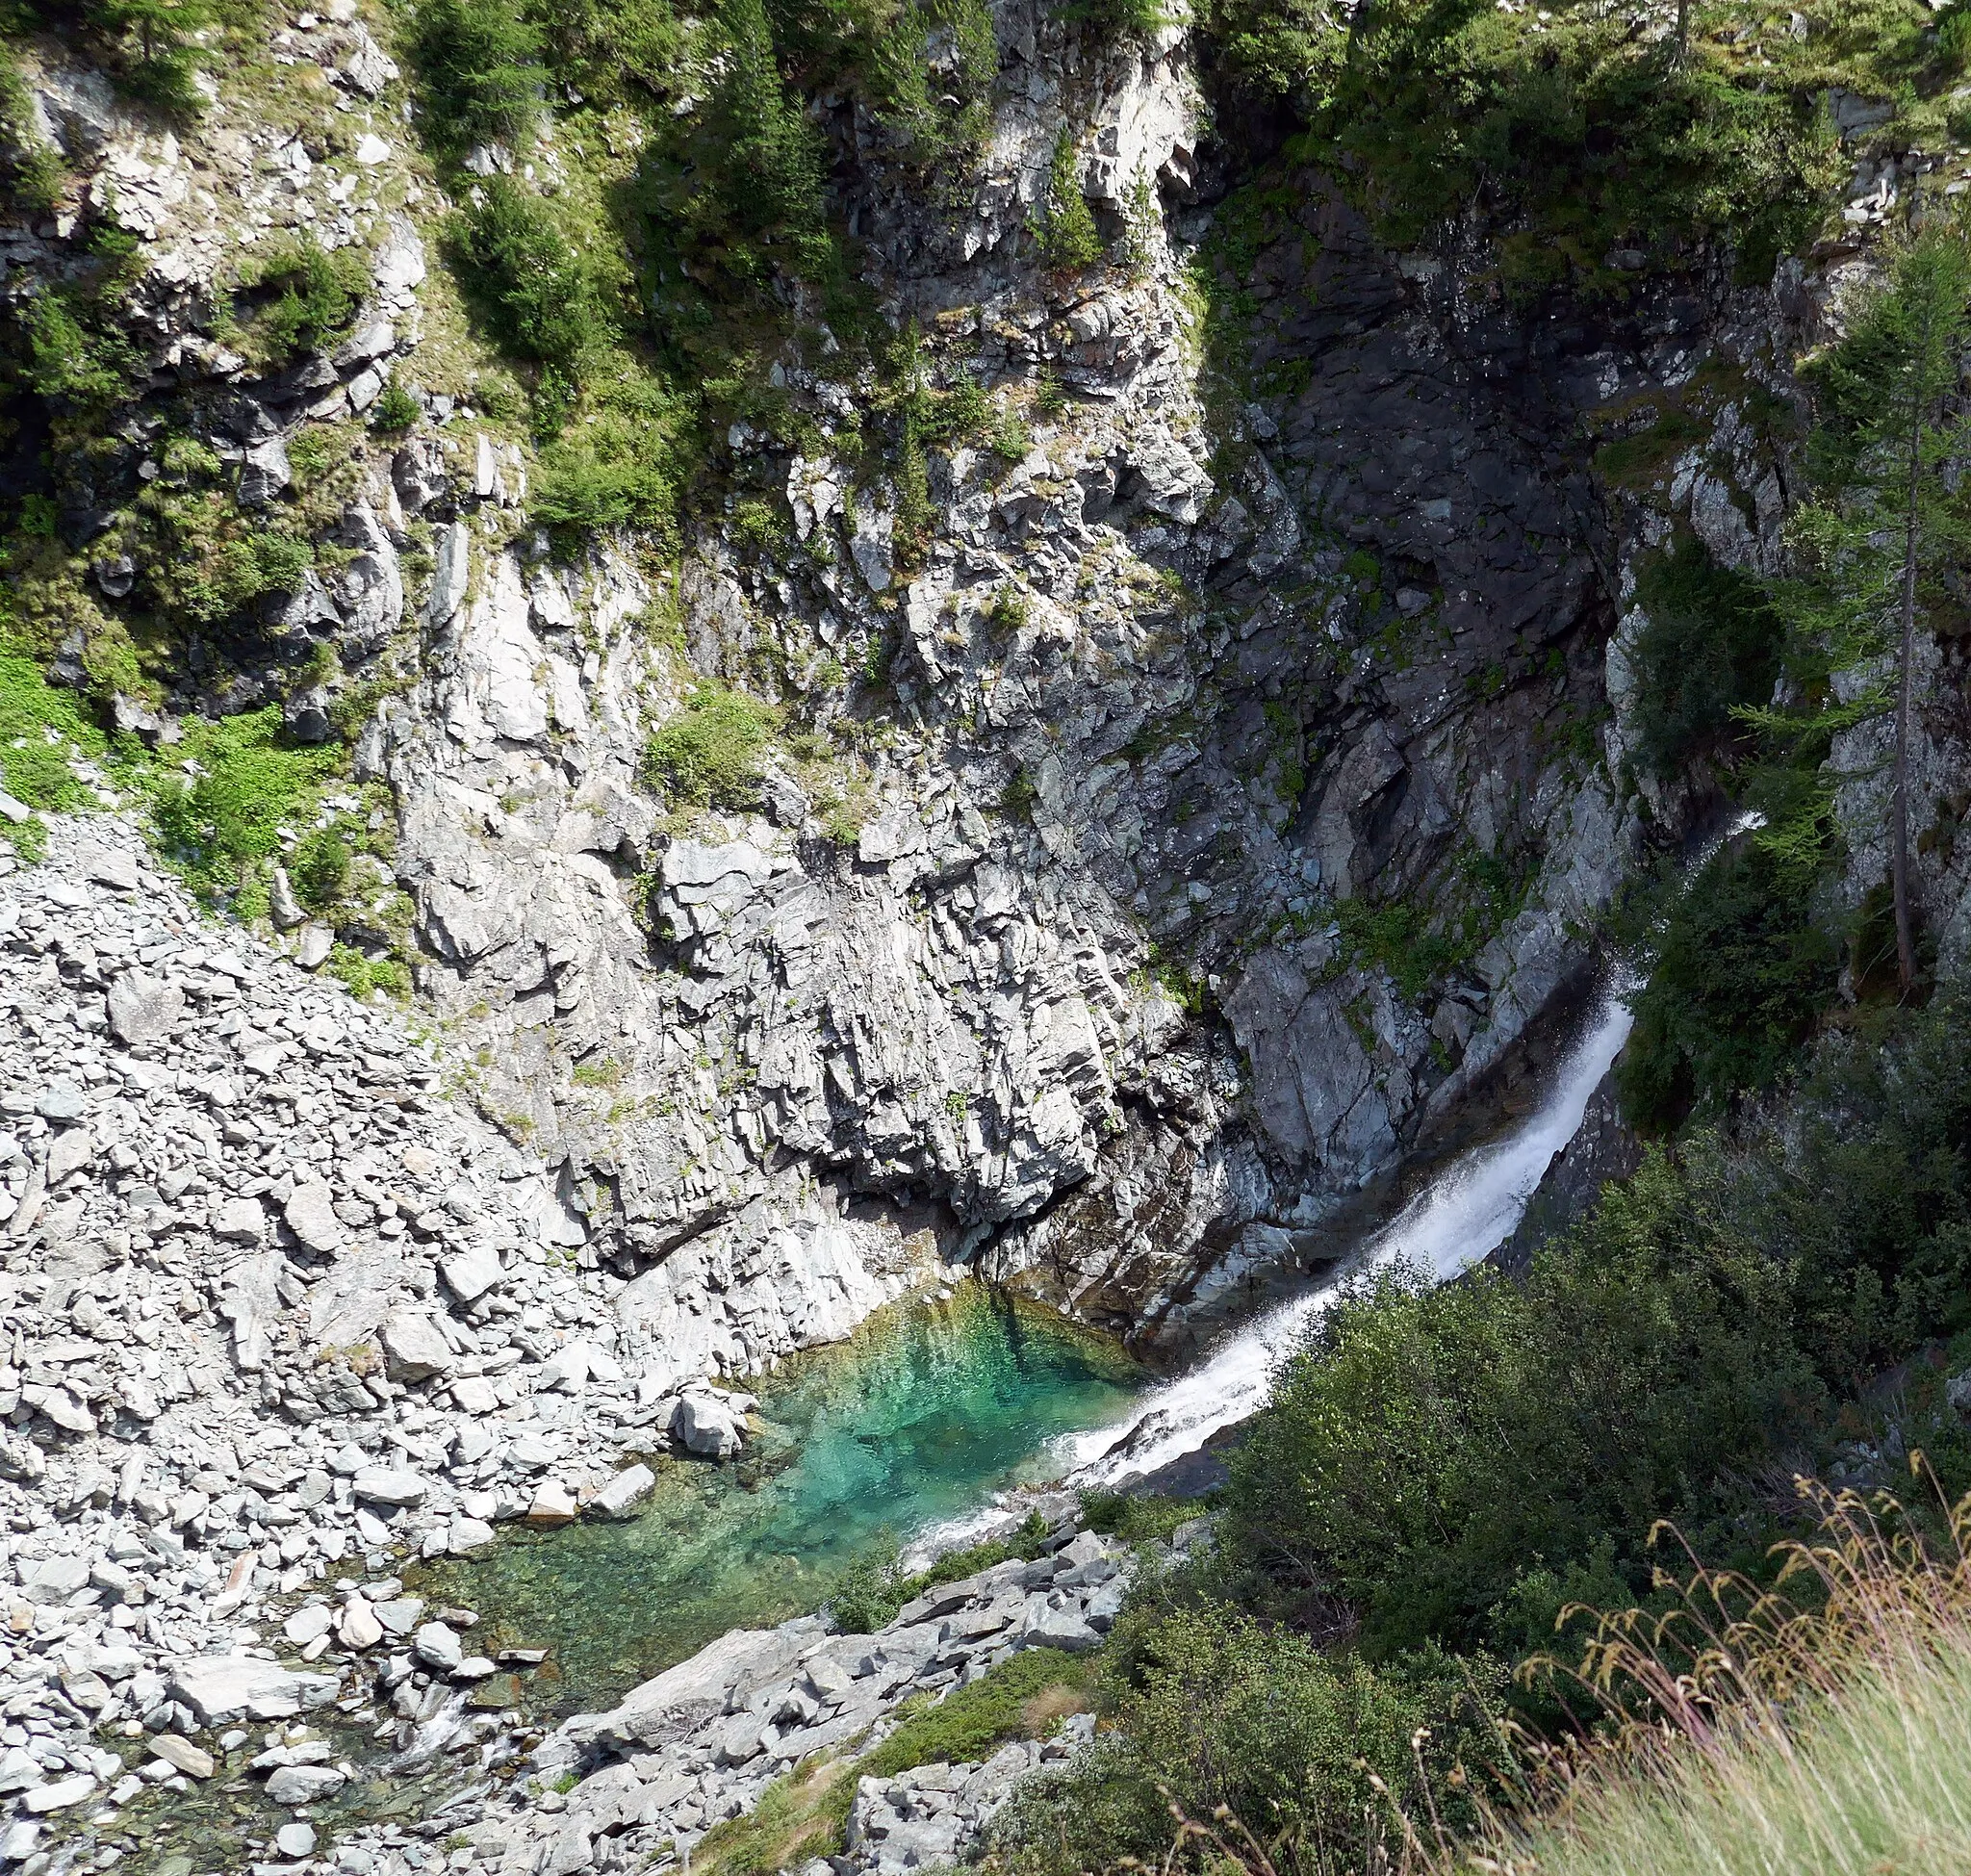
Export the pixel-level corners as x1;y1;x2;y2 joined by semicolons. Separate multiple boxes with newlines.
1056;985;1636;1489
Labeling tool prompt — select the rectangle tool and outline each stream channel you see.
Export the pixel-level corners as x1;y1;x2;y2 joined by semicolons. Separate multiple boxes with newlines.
106;985;1635;1868
431;981;1636;1719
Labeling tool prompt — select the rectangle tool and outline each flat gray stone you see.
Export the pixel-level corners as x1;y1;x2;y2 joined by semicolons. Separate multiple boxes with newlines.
107;968;185;1047
166;1655;337;1725
351;1466;427;1508
589;1463;654;1520
265;1763;346;1806
77;845;141;890
284;1179;344;1253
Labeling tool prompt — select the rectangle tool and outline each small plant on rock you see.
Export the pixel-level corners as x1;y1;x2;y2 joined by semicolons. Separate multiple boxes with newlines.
642;683;781;812
1032;128;1103;272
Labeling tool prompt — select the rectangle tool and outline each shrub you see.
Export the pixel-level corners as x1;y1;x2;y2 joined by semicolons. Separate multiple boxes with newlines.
1615;835;1839;1131
448;180;616;373
993;1609;1504;1875
825;1515;1052;1634
371;375;421;431
88;0;214;113
642;683;781;811
136;447;317;629
704;0;832;263
147;707;339;900
408;0;547;157
1218;1160;1820;1658
526;0;694;110
237;237;369;359
532;369;684;542
1057;0;1165;39
1201;0;1840;294
1628;537;1785;779
290;825;352;911
825;1540;911;1634
1033;128;1102;271
15;289;137;404
0;632;105;813
326;942;413;999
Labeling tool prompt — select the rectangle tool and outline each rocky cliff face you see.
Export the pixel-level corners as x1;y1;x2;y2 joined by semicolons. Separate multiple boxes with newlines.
7;0;1968;1385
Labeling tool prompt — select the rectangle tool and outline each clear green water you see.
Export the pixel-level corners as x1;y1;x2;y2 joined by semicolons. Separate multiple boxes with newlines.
422;1282;1144;1715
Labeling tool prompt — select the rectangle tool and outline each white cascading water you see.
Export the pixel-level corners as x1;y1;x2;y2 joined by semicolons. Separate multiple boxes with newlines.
1054;984;1636;1488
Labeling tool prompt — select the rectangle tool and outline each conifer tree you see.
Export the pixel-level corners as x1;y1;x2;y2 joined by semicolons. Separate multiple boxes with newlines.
1805;229;1971;994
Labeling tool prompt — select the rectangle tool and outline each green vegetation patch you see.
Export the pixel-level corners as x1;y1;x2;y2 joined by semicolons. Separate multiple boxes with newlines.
1204;0;1856;295
1031;127;1103;271
862;1646;1097;1780
641;683;781;812
235;236;370;361
0;634;105;814
1629;536;1786;779
145;707;341;902
992;1609;1503;1875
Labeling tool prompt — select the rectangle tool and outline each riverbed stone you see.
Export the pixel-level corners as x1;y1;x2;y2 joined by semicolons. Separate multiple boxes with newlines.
414;1621;464;1672
149;1735;216;1780
266;1763;347;1806
590;1464;655;1520
166;1656;337;1725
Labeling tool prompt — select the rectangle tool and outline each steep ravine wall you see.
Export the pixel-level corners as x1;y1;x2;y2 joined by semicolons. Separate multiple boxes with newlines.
7;0;1971;1389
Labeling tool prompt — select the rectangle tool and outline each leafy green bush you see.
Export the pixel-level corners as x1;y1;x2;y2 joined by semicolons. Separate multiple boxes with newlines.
1744;990;1971;1384
14;289;138;404
525;0;694;110
1616;835;1839;1130
148;707;339;900
237;237;369;358
993;1609;1504;1875
533;415;678;539
1219;1161;1819;1658
0;632;105;817
825;1541;912;1634
326;942;413;999
408;0;547;157
371;375;421;431
1057;0;1165;39
290;826;352;911
1078;1491;1197;1548
1202;0;1840;293
642;683;781;811
1629;537;1785;779
88;0;215;113
134;440;316;628
448;180;617;373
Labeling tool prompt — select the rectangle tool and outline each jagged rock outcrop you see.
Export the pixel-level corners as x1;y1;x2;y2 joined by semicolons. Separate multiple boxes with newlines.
10;0;1971;1516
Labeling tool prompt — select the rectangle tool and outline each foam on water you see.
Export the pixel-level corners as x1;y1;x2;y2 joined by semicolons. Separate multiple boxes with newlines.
1053;986;1636;1489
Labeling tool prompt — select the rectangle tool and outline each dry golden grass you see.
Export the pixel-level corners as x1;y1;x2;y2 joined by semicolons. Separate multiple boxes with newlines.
1125;1471;1971;1876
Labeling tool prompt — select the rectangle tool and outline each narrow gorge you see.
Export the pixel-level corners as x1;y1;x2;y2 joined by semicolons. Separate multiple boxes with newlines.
6;0;1971;1872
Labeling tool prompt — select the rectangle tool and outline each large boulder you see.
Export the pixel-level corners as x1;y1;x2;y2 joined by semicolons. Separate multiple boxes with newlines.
378;1307;453;1382
672;1391;744;1459
106;969;184;1047
166;1656;337;1726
